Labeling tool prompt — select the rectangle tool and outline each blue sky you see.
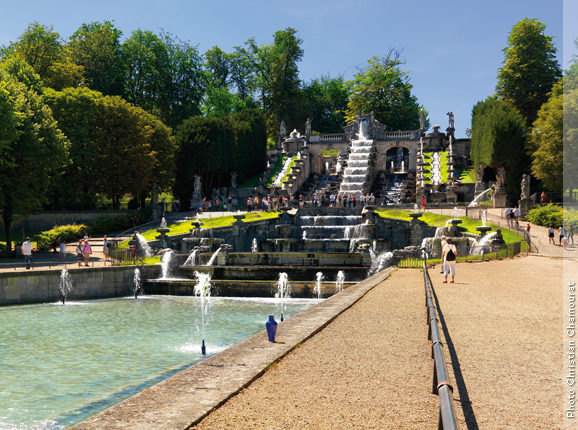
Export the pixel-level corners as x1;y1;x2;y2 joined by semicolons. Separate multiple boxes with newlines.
1;0;574;137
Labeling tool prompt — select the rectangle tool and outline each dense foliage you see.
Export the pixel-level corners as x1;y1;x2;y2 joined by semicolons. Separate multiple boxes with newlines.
470;97;528;194
525;203;563;228
174;109;267;205
496;18;561;126
530;80;562;192
345;52;426;130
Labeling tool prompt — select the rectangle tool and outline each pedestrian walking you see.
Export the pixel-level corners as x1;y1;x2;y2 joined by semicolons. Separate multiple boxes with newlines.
569;225;574;245
548;226;555;244
59;238;66;263
22;237;33;269
103;235;110;262
76;240;84;267
420;196;426;211
442;238;457;283
559;225;565;246
505;207;512;228
83;239;92;267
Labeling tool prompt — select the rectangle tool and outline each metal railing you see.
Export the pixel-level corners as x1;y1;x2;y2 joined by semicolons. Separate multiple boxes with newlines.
422;253;460;430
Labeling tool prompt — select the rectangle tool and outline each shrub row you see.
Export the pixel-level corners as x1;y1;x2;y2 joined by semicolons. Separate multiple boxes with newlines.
34;213;140;249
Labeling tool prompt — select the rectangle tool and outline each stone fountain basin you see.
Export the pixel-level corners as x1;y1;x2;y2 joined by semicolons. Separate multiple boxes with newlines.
179;265;369;282
146;279;357;299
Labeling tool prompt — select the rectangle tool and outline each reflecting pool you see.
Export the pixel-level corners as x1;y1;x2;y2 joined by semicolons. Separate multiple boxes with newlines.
0;295;315;429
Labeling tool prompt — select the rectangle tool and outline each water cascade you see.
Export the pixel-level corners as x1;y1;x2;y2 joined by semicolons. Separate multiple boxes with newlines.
468;188;493;207
481;210;487;226
339;120;374;195
275;272;291;321
160;250;174;279
335;271;345;293
183;247;199;266
59;269;73;304
273;156;294;187
470;231;497;255
206;247;221;266
251;238;258;253
194;271;212;355
135;233;153;257
368;250;394;276
431;152;442;185
133;268;141;298
314;272;324;299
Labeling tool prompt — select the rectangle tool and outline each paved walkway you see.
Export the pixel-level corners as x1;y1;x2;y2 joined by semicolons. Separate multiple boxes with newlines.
194;255;569;429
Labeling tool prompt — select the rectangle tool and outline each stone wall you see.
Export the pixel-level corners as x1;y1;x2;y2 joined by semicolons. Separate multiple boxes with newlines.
0;265;160;306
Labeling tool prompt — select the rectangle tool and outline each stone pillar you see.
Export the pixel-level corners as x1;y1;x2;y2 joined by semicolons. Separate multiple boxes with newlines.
493;190;507;208
409;213;424;246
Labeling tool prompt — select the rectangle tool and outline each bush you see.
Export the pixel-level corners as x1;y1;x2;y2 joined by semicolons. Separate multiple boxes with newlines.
564;208;578;229
526;203;563;228
35;224;87;250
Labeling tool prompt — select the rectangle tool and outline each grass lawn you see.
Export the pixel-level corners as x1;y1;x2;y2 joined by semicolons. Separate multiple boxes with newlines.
375;208;526;244
118;210;281;248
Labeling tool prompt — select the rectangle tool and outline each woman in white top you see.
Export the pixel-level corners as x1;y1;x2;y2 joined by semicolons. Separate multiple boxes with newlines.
442;238;458;284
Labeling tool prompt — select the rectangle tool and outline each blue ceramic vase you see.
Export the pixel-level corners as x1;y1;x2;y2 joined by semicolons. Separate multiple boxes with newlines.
266;315;278;342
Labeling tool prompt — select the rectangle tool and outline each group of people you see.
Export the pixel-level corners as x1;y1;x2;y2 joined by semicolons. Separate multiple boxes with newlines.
548;225;574;248
504;207;521;228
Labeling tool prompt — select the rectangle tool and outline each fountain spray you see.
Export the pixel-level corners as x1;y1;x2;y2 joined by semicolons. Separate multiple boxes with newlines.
194;271;212;355
59;269;72;304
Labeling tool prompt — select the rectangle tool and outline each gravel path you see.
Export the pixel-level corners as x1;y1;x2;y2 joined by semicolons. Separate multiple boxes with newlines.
195;254;568;429
194;269;438;429
432;255;566;429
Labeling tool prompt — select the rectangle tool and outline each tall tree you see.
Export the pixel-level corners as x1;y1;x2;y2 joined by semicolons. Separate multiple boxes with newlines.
496;17;561;126
122;30;204;128
268;28;304;132
302;75;349;133
471;97;528;195
530;80;562;192
0;68;69;252
44;87;175;209
5;22;84;90
68;21;125;95
345;51;424;130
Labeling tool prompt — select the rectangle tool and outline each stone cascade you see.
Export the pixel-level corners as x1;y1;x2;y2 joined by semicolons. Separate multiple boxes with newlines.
339;136;374;196
300;215;363;240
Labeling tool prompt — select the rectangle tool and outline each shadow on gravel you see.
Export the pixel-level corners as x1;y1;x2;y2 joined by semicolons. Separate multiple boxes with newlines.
430;283;479;430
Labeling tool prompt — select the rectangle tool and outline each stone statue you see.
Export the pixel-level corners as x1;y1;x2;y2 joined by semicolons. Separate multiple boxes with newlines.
230;171;237;189
419;111;426;130
446;112;455;130
305;118;312;136
496;167;506;190
280;120;286;138
521;174;530;200
193;175;201;195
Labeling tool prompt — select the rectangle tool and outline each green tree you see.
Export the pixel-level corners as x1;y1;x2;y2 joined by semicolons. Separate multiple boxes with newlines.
174;109;266;204
44;87;175;209
530;80;562;192
233;28;304;135
471;97;528;194
345;51;424;130
122;30;204;128
204;46;230;89
268;28;304;132
0;68;69;252
496;18;561;126
68;21;125;95
302;75;349;133
5;22;84;90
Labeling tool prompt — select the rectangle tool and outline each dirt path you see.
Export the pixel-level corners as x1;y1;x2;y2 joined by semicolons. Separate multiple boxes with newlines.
194;269;438;429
